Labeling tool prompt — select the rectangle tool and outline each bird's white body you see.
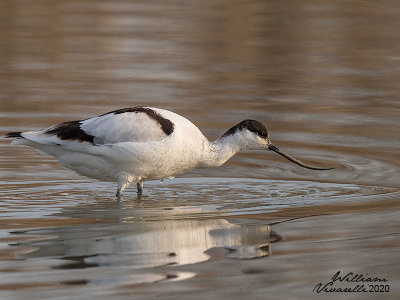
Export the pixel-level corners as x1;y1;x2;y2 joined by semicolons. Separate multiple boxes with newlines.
7;106;329;197
10;107;262;196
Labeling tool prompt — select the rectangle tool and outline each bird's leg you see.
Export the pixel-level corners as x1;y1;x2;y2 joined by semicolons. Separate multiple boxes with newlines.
116;188;122;200
136;181;143;195
116;173;133;200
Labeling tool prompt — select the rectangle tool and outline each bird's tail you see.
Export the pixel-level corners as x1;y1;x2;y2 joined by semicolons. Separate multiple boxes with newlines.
5;132;22;138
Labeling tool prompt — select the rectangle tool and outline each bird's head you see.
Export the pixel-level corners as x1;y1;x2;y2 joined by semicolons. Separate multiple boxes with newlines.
222;119;270;150
222;119;332;170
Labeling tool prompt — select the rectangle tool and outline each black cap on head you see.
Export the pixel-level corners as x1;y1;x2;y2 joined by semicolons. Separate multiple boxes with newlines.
222;120;268;139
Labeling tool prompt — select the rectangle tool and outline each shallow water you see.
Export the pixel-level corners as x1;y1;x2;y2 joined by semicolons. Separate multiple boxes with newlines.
1;0;400;299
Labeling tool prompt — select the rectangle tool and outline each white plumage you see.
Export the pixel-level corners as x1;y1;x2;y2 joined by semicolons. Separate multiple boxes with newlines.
80;110;169;144
6;106;331;198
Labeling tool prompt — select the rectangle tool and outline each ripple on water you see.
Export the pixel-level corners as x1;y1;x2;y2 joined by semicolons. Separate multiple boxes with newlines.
2;176;396;290
0;177;398;220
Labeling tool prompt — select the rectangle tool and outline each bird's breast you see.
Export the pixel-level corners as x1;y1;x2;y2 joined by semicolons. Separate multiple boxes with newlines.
112;131;208;181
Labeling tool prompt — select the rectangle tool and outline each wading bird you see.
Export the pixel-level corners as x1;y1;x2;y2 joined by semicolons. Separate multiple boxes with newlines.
6;106;332;199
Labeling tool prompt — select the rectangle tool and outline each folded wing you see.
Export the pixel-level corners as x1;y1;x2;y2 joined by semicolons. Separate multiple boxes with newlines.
11;107;175;149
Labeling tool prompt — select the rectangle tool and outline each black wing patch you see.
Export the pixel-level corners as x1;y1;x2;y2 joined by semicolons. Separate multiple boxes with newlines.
45;120;95;144
5;132;22;138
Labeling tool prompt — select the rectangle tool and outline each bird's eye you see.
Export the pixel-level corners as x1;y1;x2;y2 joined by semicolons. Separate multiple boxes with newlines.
258;132;267;139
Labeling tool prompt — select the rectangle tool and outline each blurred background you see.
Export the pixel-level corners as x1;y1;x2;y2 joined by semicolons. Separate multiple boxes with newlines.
1;0;400;186
0;0;399;298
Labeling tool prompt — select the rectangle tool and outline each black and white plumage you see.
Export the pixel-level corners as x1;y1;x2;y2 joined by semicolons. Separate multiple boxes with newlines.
6;106;332;198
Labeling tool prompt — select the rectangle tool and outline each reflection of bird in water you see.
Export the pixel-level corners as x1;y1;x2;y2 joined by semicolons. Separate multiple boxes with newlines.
24;218;279;267
6;106;332;198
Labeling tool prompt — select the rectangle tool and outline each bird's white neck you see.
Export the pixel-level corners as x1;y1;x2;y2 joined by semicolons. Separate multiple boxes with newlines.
199;133;247;168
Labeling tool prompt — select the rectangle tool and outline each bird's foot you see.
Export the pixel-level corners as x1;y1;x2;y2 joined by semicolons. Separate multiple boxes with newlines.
116;189;122;201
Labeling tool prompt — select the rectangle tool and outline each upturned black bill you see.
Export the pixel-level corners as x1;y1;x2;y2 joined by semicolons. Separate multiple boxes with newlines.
268;144;333;170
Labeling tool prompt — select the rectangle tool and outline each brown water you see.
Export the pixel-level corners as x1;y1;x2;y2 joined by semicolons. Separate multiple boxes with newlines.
1;0;400;299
